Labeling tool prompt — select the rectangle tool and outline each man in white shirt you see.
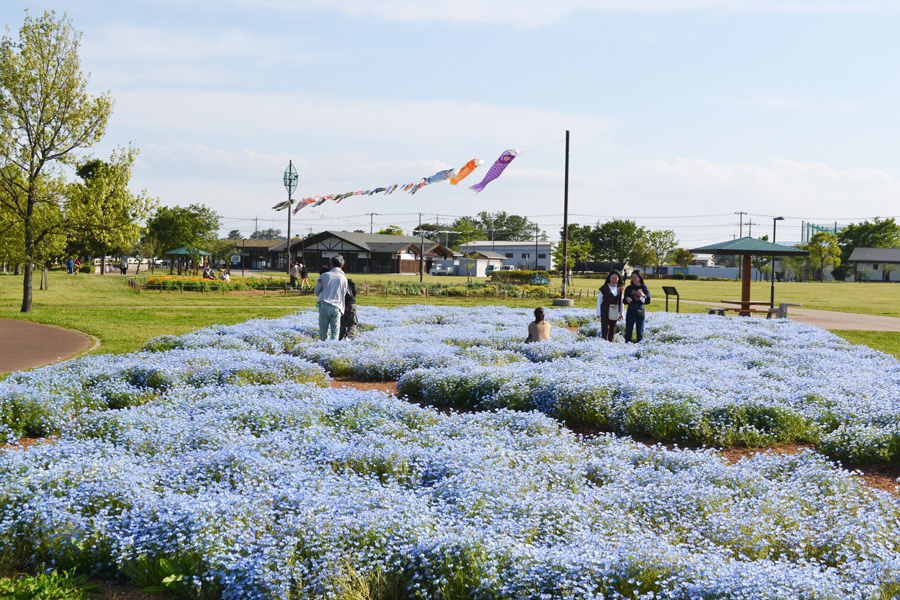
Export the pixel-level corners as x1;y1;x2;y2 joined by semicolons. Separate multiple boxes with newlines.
314;255;349;340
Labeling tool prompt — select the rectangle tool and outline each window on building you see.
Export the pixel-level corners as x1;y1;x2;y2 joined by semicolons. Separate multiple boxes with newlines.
505;253;513;258
538;253;546;259
522;253;530;259
873;264;880;270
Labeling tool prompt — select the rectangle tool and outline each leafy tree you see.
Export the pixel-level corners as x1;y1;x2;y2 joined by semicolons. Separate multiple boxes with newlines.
0;11;113;312
138;235;162;273
670;248;695;274
783;255;812;282
249;228;281;240
590;220;646;266
672;248;694;272
376;225;404;236
227;229;242;240
476;211;538;241
144;204;221;252
207;238;238;266
66;146;155;274
805;231;841;281
834;218;900;280
881;263;897;283
552;238;593;274
641;230;677;278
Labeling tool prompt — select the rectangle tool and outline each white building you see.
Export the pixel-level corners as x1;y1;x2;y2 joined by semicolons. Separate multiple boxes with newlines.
458;241;555;271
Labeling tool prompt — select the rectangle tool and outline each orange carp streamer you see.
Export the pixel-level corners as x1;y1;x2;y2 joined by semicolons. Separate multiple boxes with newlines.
449;159;485;185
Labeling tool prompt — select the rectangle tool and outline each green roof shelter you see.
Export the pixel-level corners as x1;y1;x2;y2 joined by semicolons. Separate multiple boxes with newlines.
164;246;212;275
689;237;809;312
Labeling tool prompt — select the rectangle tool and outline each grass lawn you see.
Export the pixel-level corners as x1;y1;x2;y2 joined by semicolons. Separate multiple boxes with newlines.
1;271;899;362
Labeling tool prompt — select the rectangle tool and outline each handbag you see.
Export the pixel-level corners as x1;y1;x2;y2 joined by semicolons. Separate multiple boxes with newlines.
608;305;619;321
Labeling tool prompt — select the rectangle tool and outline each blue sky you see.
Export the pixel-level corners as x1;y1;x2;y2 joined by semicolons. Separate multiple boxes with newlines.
2;1;899;246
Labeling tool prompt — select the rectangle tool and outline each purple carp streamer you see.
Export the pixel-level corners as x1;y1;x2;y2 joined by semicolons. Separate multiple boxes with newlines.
469;150;518;194
450;158;485;185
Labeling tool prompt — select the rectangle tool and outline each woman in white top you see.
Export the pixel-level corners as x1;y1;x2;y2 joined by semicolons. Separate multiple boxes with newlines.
596;271;624;342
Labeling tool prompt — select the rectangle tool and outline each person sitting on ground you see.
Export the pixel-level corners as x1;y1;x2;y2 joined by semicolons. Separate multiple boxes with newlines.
526;307;551;343
219;269;230;282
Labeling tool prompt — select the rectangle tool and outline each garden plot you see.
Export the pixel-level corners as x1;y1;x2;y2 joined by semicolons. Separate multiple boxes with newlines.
2;385;900;599
2;306;900;598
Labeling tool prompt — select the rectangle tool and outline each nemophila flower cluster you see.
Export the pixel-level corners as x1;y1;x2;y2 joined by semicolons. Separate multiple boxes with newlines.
2;385;900;599
2;305;900;598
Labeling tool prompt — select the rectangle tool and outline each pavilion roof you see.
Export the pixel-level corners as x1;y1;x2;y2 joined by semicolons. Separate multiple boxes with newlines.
689;237;808;256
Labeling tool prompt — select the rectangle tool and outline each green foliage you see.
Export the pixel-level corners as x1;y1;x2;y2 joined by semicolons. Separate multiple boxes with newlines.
124;554;220;599
805;232;842;282
144;204;221;254
375;225;404;236
0;11;114;313
489;270;551;285
0;569;96;600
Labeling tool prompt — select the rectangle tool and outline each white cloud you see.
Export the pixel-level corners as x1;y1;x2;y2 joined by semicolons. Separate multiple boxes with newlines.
219;0;898;28
602;157;900;221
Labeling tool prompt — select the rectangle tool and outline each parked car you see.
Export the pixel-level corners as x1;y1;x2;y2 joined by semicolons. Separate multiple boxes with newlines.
498;265;516;272
429;265;451;276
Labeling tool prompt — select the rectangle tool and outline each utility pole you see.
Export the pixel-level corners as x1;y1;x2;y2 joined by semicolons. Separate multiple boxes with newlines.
534;223;539;270
562;129;570;298
735;211;746;238
367;213;379;234
419;213;425;282
747;219;757;237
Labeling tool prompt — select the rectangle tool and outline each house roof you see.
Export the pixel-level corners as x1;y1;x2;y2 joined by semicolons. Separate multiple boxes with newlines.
468;251;506;260
689;237;808;256
224;238;284;250
270;230;453;257
848;247;900;263
461;240;553;248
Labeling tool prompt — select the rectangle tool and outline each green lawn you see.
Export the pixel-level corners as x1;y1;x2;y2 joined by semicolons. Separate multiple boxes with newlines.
1;271;899;363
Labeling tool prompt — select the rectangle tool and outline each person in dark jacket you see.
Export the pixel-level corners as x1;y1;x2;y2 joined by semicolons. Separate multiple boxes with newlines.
623;270;651;343
596;271;624;342
339;278;358;340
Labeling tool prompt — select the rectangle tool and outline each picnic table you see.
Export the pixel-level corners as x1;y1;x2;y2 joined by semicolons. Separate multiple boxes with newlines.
706;300;777;318
706;301;801;319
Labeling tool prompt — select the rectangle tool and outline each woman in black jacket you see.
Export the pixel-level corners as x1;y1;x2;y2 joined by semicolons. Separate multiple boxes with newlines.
623;270;651;343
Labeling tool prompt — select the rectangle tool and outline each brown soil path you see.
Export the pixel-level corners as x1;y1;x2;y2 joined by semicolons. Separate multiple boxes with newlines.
0;319;97;374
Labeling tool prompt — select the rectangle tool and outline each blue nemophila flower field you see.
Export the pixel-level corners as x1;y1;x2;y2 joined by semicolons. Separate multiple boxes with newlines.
2;305;900;598
2;385;900;599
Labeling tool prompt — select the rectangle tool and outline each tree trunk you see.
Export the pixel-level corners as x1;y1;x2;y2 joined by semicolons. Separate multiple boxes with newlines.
21;208;34;312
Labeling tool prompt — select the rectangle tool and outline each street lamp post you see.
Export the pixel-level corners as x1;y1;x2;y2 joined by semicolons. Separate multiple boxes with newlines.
283;161;298;273
610;228;620;274
770;217;784;308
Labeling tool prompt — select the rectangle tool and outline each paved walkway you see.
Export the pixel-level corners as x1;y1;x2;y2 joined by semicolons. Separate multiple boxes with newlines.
689;300;900;331
0;320;97;375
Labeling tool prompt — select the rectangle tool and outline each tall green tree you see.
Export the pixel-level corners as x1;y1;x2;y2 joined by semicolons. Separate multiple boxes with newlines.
806;231;841;281
590;219;646;265
66;146;155;274
670;248;695;274
0;11;113;312
834;217;900;280
144;204;220;252
227;229;242;240
641;229;677;277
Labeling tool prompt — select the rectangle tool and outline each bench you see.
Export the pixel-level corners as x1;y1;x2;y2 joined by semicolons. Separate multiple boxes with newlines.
706;307;778;319
776;303;802;319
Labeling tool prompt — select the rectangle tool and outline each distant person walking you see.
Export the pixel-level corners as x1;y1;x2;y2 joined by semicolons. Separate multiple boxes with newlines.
339;278;358;340
299;261;310;290
289;261;300;289
119;259;128;275
314;255;349;340
525;307;551;343
623;270;650;343
596;271;624;342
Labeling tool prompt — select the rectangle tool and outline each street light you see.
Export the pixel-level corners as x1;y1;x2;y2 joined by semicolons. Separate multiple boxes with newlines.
770;217;785;309
610;228;620;274
282;161;298;273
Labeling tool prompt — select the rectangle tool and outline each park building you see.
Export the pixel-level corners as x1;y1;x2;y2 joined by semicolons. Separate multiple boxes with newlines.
458;240;555;271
